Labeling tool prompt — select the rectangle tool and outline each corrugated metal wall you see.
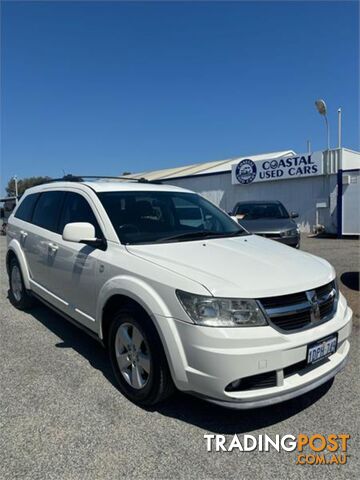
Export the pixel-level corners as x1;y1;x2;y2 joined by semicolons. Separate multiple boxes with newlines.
341;170;360;235
167;173;338;233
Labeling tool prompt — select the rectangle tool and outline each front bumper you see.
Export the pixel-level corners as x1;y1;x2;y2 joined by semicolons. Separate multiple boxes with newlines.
259;234;300;248
157;293;352;409
277;235;300;248
205;355;348;409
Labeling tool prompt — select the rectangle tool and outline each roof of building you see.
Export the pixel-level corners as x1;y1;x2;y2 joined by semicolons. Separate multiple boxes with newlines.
125;149;296;181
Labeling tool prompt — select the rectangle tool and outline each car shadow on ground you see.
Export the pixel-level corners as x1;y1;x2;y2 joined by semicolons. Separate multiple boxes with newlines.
341;272;359;292
20;297;334;435
152;381;333;434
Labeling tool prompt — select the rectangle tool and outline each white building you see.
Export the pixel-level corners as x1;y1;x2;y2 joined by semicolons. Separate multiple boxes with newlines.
128;148;360;235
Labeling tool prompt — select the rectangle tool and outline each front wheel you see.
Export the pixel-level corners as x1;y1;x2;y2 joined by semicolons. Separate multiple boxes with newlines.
108;308;174;406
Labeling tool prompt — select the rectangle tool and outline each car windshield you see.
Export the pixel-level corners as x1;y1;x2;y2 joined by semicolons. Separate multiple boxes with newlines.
235;202;289;220
98;191;248;244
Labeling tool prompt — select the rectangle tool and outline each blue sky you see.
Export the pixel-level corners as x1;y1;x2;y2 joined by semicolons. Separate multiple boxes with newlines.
1;1;359;192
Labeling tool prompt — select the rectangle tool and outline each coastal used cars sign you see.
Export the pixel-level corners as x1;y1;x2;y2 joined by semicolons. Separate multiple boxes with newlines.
231;151;324;185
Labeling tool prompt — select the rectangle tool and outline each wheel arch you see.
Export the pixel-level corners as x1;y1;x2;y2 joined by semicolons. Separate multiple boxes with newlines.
6;240;31;290
101;294;154;345
97;276;185;384
98;276;172;342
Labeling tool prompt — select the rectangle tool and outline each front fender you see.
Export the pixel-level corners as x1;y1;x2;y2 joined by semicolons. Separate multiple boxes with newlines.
97;275;192;386
7;239;31;290
97;275;173;339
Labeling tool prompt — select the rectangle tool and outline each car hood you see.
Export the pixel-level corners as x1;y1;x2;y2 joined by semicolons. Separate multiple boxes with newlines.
126;235;334;298
237;218;296;234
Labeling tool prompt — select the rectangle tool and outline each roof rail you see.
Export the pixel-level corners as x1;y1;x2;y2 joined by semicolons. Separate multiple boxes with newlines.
47;174;161;184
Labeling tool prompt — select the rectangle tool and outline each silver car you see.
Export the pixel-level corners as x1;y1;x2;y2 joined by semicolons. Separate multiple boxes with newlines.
230;200;300;248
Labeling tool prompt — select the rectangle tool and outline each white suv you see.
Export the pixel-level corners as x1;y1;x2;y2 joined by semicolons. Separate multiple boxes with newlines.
6;178;352;408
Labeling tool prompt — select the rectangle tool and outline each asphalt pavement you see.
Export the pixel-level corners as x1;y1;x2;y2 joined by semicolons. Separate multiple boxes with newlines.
1;235;359;480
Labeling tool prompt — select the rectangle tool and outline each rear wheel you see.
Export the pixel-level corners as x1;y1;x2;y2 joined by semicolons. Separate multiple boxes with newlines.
108;307;174;406
8;257;35;310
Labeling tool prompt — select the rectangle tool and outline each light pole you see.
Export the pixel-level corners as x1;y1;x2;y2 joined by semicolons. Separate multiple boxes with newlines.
338;107;342;149
13;176;18;204
315;99;330;151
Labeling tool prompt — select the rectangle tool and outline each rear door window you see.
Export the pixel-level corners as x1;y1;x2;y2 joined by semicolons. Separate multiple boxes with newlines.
14;193;40;222
58;192;102;238
32;191;65;232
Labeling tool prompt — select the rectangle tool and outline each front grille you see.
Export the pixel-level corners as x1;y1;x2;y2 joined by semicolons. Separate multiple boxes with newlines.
283;359;308;378
316;282;334;298
284;356;331;378
319;299;334;317
260;233;281;239
269;310;311;331
260;291;306;309
259;281;337;332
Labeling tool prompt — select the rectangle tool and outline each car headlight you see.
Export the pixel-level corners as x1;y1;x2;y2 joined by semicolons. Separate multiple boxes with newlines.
281;227;299;237
176;290;267;327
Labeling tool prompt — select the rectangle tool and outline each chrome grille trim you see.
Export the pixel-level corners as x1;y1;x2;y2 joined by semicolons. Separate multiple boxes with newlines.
266;301;310;317
258;281;337;333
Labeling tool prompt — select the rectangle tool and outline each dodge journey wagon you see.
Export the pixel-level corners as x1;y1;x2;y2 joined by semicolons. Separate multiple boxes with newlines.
6;177;352;408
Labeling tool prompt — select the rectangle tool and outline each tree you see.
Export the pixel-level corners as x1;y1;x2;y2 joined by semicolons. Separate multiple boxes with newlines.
6;176;52;197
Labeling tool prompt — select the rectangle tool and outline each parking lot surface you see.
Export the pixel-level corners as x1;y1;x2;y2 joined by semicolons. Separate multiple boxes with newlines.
1;235;359;480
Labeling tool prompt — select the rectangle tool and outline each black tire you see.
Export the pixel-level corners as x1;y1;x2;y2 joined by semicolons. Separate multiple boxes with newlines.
8;257;35;310
108;307;174;406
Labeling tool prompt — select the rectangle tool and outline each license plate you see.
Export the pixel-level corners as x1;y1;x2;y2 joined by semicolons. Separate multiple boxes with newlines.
307;334;338;365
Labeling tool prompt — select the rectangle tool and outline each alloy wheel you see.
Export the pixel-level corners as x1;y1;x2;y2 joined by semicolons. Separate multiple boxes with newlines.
115;322;151;389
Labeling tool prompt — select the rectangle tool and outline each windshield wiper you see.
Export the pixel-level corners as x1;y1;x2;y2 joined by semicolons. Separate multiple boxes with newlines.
154;230;247;243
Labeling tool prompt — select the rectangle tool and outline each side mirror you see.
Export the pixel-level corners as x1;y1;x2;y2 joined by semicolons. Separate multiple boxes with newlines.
290;211;299;219
62;222;104;248
63;222;106;249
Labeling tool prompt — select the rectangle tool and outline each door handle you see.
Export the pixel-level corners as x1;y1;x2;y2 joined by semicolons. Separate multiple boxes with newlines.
48;242;59;252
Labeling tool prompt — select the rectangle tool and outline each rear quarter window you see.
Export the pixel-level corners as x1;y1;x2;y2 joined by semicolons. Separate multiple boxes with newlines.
14;193;40;222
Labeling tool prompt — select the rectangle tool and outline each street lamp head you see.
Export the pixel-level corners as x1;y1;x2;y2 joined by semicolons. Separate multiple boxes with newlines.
315;99;327;116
